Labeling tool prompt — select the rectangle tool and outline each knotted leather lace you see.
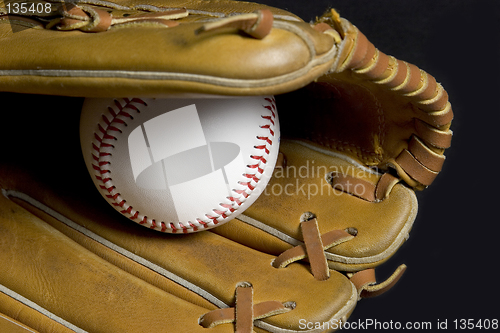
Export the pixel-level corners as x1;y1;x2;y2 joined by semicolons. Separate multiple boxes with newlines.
199;283;293;332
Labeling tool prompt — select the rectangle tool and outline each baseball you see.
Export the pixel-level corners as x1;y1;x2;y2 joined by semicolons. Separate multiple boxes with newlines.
80;96;279;233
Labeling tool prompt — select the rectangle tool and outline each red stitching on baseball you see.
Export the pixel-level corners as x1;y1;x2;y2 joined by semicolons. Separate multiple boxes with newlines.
261;115;275;126
254;144;270;154
257;136;272;145
196;219;209;229
150;220;157;229
188;222;198;232
212;97;276;227
130;211;139;220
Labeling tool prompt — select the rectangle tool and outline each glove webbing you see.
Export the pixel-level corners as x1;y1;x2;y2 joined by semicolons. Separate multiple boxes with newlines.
344;27;453;188
316;10;453;189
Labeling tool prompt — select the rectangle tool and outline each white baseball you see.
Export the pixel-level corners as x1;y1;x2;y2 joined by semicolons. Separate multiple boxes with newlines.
80;96;279;233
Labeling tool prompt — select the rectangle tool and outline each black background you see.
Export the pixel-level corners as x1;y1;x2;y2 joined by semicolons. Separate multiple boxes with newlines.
258;0;500;330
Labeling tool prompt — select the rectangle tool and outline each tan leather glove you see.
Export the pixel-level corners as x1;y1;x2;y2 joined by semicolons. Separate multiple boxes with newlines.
0;1;362;331
0;0;453;331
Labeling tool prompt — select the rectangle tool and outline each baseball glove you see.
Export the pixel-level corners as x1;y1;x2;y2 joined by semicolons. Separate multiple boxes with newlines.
0;0;453;331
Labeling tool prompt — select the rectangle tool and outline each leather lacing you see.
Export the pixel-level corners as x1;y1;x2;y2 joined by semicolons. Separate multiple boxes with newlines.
327;171;400;203
272;211;406;300
199;283;294;332
46;4;188;32
195;9;274;39
1;1;274;37
272;212;354;281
